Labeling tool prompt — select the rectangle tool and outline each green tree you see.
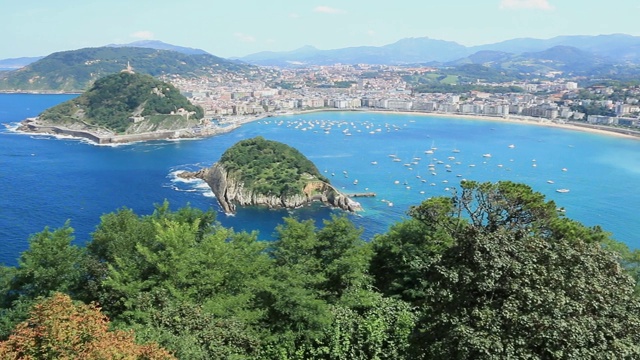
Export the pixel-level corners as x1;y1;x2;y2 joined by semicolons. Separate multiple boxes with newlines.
385;180;640;358
9;222;85;301
410;228;640;359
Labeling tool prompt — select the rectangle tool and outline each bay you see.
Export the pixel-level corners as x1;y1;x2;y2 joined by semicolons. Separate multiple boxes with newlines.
2;93;640;266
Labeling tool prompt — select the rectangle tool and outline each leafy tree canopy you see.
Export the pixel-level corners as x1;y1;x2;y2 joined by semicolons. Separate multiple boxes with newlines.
219;136;329;197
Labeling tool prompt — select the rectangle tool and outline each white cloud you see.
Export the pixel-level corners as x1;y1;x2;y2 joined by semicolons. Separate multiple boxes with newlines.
313;6;345;14
130;31;154;40
499;0;554;10
234;32;256;43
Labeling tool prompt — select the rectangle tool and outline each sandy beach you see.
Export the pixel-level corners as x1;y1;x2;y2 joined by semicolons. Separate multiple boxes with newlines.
326;109;640;140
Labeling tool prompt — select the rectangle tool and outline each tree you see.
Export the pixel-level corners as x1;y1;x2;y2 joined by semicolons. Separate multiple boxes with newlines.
389;180;640;358
410;228;640;359
9;222;86;301
0;293;175;359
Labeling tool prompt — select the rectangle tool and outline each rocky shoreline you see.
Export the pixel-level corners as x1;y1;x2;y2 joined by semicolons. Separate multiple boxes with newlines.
179;163;362;214
16;117;239;145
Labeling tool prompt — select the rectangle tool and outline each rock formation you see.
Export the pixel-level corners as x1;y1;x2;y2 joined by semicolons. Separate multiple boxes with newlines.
179;163;362;214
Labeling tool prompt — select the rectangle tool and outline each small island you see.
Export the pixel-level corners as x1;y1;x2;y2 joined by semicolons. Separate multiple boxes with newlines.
16;70;219;144
179;136;362;213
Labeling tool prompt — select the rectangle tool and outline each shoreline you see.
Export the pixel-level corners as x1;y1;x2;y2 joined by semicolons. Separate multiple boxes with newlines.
11;108;640;144
359;109;640;140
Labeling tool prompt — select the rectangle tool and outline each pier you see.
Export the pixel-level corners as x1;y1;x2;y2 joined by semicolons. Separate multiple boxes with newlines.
347;192;376;198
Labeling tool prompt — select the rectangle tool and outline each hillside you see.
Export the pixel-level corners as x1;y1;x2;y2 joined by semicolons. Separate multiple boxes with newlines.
180;136;360;213
36;72;203;134
0;46;248;92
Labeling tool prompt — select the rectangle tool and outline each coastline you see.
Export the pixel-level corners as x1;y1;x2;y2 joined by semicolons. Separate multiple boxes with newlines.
360;109;640;140
12;108;640;145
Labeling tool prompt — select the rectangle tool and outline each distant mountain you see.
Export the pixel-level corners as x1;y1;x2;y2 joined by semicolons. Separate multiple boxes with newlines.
106;40;210;56
0;56;44;70
470;34;640;62
448;50;514;66
240;37;471;66
447;45;612;76
241;34;640;68
0;47;249;92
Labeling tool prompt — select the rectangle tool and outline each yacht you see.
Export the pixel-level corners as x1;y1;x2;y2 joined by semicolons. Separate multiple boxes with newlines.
483;153;492;158
556;189;570;193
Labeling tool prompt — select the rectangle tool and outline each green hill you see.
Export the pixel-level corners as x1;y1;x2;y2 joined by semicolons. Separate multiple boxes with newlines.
219;136;329;197
38;72;203;133
0;46;248;92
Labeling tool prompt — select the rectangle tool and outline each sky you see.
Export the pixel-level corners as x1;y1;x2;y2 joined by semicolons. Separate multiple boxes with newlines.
2;0;640;60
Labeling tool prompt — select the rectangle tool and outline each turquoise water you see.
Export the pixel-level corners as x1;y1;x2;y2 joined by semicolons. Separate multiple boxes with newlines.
2;94;640;266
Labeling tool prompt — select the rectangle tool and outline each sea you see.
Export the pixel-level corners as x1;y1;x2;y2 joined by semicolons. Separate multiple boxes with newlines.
2;93;640;266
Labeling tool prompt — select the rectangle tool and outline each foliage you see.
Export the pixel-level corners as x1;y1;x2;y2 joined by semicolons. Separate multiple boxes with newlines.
40;72;203;133
410;228;640;359
1;182;639;358
0;293;175;359
220;136;329;197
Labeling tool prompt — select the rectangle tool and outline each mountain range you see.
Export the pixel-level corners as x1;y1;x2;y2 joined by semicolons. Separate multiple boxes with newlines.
2;34;640;92
238;34;640;68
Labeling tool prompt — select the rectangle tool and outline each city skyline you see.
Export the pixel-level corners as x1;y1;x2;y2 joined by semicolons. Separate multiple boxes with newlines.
2;0;640;60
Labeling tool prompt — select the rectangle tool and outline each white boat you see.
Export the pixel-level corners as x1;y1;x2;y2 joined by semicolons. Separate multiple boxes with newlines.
353;180;358;185
483;153;492;158
393;158;402;162
371;161;378;165
556;189;570;193
508;144;515;148
547;180;555;184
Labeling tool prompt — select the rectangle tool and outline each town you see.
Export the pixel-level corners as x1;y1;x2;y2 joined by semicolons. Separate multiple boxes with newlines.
165;63;640;135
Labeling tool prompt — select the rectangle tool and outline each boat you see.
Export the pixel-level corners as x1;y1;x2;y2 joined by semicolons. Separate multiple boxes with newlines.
562;168;568;172
388;202;394;207
393;158;402;162
353;180;358;185
452;148;460;153
508;144;515;149
547;180;555;184
556;189;570;193
371;161;378;165
483;154;492;158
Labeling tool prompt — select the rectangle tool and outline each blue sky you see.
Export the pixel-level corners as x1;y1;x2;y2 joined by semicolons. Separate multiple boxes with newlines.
2;0;639;59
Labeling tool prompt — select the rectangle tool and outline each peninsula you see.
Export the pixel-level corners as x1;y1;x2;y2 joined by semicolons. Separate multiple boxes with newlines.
16;71;215;144
178;136;362;213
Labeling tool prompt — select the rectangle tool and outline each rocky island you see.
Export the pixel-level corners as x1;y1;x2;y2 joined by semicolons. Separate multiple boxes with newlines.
16;70;213;144
179;136;362;213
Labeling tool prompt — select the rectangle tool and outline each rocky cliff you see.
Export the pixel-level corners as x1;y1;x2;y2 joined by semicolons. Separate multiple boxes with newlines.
179;163;362;214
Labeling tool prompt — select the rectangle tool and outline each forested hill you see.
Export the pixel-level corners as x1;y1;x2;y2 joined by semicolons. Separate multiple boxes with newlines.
38;72;203;133
0;46;249;92
183;136;361;213
219;136;329;195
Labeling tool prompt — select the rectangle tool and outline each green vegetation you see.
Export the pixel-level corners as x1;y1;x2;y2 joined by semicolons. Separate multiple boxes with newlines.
39;72;203;133
219;136;329;197
0;47;249;92
2;181;640;359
